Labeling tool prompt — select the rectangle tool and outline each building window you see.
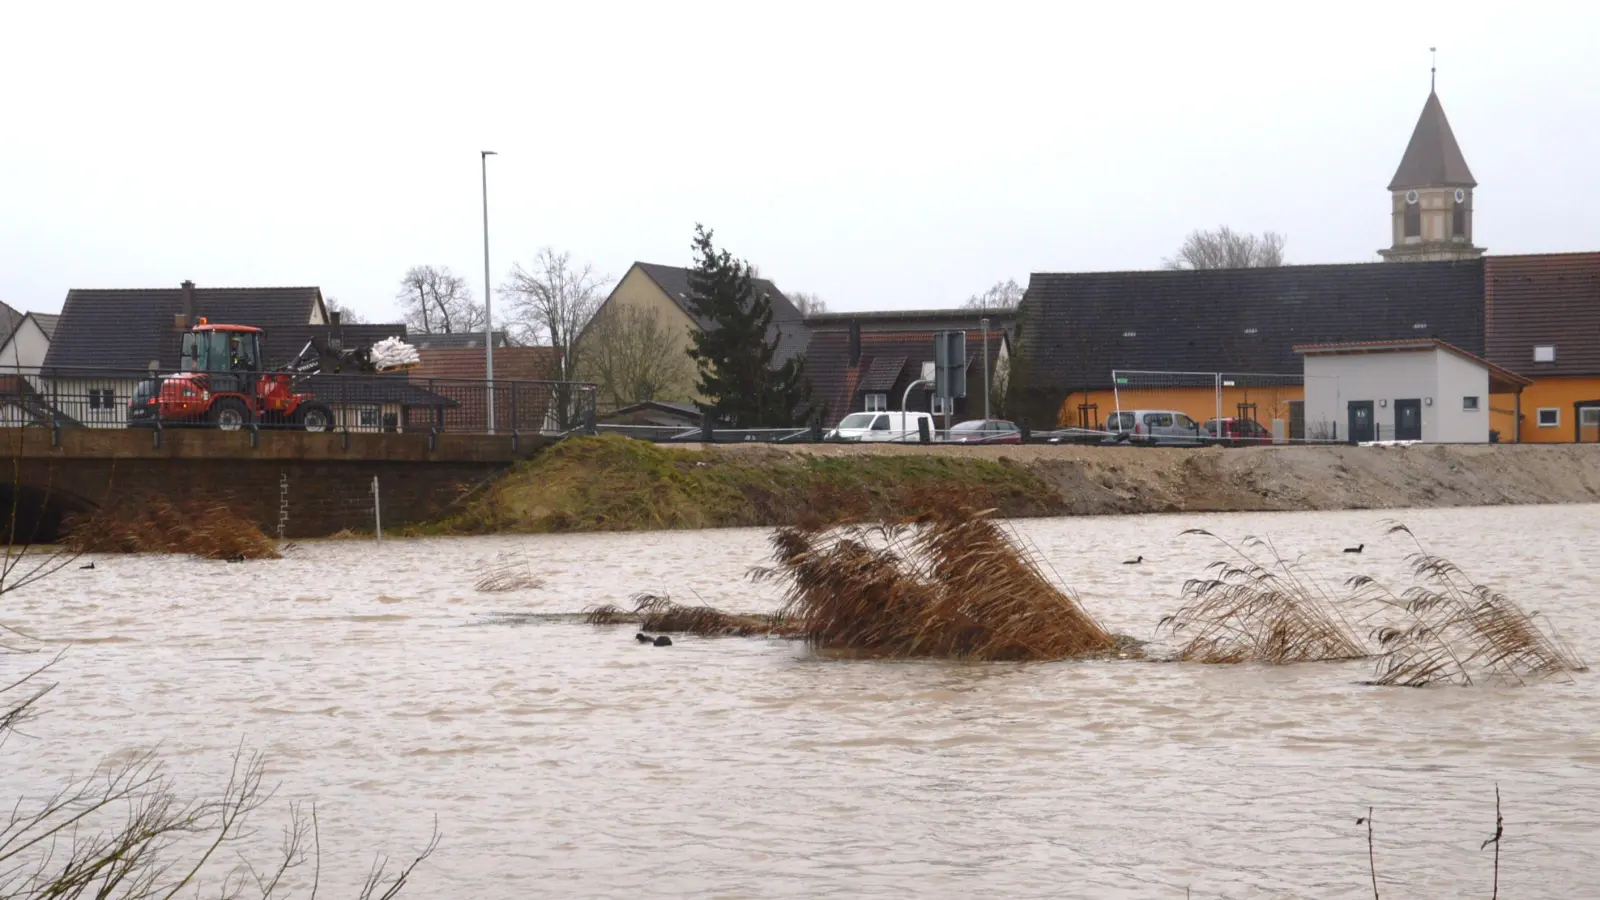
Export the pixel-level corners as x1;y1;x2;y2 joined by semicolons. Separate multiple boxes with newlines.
87;388;115;410
864;393;887;412
931;395;950;415
1537;408;1560;428
358;406;381;428
1403;199;1421;238
1452;200;1467;238
1533;344;1556;363
1582;407;1600;428
1462;396;1480;411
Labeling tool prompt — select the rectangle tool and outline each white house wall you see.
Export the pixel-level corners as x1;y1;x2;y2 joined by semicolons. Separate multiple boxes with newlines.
1303;351;1439;441
0;318;51;374
1433;349;1492;443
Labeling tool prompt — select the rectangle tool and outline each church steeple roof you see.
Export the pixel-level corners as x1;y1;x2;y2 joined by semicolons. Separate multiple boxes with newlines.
1388;91;1476;190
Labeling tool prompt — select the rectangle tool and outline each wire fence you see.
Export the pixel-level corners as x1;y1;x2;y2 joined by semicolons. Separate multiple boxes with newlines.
0;367;598;436
1109;370;1343;444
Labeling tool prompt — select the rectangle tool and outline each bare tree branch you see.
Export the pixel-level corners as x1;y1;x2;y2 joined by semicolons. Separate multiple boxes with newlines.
321;298;365;325
1162;226;1287;270
395;266;483;335
576;304;697;410
499;248;608;379
962;279;1023;311
789;291;828;317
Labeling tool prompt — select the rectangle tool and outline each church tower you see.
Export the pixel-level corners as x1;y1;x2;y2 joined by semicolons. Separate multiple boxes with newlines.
1379;66;1484;262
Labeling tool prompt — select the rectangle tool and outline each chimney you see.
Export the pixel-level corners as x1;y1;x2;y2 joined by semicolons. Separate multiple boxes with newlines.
330;311;342;328
180;280;196;327
848;320;862;366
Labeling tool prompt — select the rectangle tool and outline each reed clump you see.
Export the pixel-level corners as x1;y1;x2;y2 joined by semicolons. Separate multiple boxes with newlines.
1158;523;1586;687
756;507;1116;661
63;497;280;560
1158;529;1367;664
1358;523;1586;687
473;553;545;593
581;593;795;636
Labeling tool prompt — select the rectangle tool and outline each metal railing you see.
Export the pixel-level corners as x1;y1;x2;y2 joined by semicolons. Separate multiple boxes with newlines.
1;367;598;436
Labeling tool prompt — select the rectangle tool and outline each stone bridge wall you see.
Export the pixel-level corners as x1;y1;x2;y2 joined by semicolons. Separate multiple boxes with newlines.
1;427;550;540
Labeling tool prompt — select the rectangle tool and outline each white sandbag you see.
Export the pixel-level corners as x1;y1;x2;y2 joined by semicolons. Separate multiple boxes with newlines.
369;336;422;372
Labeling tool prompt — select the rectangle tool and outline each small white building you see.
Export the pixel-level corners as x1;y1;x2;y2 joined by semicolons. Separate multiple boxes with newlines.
1294;339;1532;444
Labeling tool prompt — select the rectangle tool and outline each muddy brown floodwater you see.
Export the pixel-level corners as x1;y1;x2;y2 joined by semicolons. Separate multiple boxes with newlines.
4;505;1599;899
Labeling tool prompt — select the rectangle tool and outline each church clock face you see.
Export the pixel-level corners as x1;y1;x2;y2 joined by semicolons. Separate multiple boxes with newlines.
1454;188;1466;203
1405;190;1419;204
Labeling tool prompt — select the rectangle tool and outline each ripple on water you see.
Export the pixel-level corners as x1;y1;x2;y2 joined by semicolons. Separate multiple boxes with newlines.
3;506;1599;898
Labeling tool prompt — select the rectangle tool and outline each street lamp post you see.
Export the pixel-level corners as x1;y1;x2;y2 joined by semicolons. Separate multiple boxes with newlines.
481;150;497;434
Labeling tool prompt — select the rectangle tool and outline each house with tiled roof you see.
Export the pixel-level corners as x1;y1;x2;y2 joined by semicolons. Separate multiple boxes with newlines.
0;306;61;427
1484;252;1600;442
409;344;565;433
1010;84;1508;436
584;261;809;408
804;309;1012;427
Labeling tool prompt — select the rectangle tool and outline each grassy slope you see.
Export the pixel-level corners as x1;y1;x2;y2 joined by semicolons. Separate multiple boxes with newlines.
432;435;1066;534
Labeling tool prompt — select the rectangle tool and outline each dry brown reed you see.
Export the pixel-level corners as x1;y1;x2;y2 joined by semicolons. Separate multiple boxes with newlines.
755;507;1114;661
63;497;280;560
1355;523;1586;687
1159;523;1585;687
473;553;545;593
581;594;794;636
1158;529;1368;664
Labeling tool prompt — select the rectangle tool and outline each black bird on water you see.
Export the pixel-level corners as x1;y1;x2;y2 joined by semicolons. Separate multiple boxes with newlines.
635;633;673;647
653;635;673;647
1123;556;1144;565
80;562;95;570
1344;544;1364;554
635;633;652;643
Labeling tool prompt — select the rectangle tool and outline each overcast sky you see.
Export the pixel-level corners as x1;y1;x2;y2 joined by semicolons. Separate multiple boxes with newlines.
4;2;1597;322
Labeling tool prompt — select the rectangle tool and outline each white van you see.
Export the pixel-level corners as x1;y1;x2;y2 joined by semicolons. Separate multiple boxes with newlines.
828;411;937;442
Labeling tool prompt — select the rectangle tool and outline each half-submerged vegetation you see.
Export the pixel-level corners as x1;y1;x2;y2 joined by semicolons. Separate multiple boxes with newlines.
63;497;281;560
757;510;1118;661
1158;523;1586;686
584;592;796;637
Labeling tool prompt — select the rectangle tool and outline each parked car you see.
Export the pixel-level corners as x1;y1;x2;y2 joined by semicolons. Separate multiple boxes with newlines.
1203;416;1275;447
1104;409;1207;446
1043;427;1105;445
827;411;936;442
946;419;1023;444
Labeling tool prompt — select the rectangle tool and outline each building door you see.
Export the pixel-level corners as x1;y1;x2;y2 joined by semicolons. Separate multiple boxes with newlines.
1288;401;1305;442
1394;399;1422;441
1347;401;1375;443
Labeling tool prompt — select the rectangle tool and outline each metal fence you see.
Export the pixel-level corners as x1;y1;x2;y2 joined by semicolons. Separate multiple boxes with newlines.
1109;369;1342;443
0;367;598;436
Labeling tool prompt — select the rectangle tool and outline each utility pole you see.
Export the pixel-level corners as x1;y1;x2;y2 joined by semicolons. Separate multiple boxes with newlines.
481;149;497;434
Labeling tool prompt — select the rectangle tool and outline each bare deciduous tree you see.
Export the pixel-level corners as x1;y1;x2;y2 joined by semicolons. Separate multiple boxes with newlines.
499;248;608;379
963;279;1023;310
577;303;697;410
1162;227;1287;270
396;266;484;335
323;296;365;324
789;291;828;317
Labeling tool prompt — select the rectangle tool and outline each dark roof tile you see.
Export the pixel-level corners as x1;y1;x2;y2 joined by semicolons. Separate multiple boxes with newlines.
1017;260;1485;395
1484;252;1600;378
1389;91;1476;190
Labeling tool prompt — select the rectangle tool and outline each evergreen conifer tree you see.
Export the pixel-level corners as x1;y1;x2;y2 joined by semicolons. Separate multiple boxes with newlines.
684;224;810;427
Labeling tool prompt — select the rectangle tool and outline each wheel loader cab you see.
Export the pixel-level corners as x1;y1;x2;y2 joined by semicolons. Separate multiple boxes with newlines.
181;325;262;375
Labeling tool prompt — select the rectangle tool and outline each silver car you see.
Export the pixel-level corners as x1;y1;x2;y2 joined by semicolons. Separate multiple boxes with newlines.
1104;409;1207;446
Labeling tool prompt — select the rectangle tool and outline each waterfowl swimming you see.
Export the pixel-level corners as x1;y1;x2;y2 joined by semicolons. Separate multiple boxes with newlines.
653;635;673;647
1123;556;1143;565
1344;544;1364;554
635;633;653;643
79;562;95;570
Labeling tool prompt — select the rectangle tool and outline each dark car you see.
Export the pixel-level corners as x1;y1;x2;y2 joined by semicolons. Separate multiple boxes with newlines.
1203;416;1275;446
946;419;1023;444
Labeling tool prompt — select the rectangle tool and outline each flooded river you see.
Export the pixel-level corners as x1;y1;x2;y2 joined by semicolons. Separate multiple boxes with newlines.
4;505;1599;898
